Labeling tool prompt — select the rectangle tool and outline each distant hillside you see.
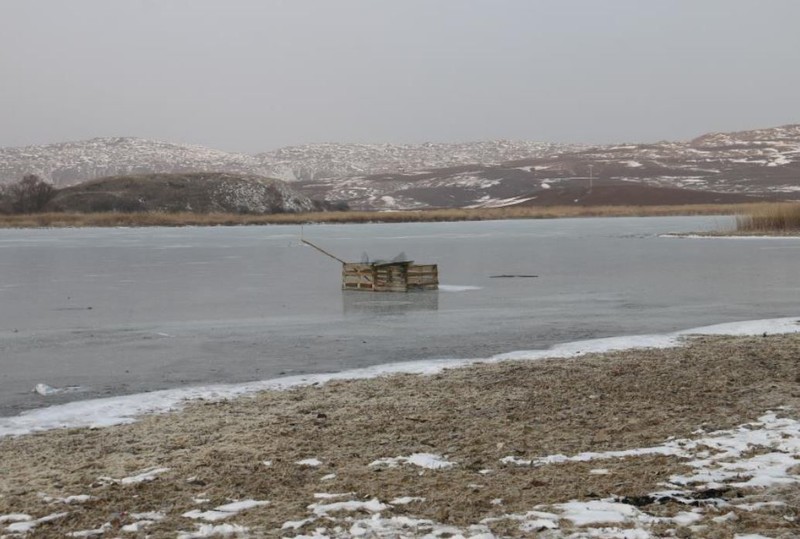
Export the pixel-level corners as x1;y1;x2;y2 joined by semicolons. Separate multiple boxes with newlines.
0;137;579;187
47;173;326;214
2;124;798;211
505;181;773;208
255;140;584;182
296;124;800;210
0;138;268;188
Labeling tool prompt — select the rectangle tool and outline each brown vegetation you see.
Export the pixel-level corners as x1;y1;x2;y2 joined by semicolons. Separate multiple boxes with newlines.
0;203;769;228
2;334;800;537
736;202;800;233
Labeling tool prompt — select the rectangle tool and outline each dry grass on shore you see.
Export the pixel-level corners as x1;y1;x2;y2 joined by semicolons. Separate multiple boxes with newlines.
0;203;764;228
3;334;800;537
736;202;800;234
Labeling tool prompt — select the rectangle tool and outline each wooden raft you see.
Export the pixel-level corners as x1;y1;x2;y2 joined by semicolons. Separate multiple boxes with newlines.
342;261;438;292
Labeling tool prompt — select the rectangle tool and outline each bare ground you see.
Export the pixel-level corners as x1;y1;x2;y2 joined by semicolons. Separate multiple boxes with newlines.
2;334;800;537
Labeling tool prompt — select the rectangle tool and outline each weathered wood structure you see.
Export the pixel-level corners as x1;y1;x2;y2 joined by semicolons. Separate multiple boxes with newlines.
302;237;438;292
342;262;438;292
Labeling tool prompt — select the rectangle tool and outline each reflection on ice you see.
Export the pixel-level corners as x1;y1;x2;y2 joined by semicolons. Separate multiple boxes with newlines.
438;284;481;292
342;291;439;314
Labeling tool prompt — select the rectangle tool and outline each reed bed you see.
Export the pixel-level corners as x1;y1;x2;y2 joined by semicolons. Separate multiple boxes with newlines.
735;202;800;233
0;203;767;228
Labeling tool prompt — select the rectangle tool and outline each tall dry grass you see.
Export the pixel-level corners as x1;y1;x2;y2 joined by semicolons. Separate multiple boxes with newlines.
735;203;800;233
0;203;771;229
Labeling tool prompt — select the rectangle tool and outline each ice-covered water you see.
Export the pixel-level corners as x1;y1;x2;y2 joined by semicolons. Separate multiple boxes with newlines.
1;216;798;415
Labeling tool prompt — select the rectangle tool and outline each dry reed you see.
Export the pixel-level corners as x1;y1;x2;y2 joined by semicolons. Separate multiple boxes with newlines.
736;202;800;233
0;203;766;228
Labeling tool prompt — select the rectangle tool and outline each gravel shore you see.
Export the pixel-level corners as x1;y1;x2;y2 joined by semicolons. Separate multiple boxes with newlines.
2;334;800;538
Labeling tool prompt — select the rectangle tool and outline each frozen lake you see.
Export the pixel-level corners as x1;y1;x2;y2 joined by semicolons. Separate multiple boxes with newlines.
1;216;799;416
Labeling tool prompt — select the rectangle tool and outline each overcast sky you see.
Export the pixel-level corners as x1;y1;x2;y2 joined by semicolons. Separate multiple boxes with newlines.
1;1;798;153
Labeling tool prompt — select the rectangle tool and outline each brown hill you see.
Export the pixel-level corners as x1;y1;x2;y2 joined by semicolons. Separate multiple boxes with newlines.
510;181;773;207
296;124;800;210
47;172;328;214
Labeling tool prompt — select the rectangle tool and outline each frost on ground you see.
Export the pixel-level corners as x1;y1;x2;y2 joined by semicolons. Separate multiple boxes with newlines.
183;499;269;522
2;321;800;537
369;453;455;470
95;466;170;485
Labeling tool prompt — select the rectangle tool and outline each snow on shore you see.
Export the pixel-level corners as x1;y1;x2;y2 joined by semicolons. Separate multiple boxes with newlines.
270;410;800;538
0;317;798;438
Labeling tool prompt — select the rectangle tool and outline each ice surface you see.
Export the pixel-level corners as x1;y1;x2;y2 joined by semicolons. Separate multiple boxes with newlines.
438;284;482;291
1;317;798;438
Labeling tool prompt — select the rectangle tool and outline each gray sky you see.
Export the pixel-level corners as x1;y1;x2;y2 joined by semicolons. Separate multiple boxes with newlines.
1;1;798;153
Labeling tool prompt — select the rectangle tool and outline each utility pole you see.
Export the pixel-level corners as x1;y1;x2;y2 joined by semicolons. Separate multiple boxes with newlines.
588;164;594;191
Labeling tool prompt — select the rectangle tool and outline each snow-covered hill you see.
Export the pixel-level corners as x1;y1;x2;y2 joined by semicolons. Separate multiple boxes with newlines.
296;125;800;210
0;138;267;188
0;137;582;187
1;125;798;210
256;141;584;182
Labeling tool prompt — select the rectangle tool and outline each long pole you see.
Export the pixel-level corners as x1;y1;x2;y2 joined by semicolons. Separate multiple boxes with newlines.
301;238;346;264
